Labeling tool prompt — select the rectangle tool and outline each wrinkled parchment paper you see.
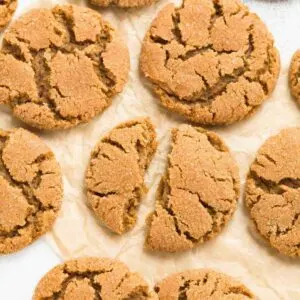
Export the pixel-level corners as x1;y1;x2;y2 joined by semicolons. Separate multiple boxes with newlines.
2;0;300;299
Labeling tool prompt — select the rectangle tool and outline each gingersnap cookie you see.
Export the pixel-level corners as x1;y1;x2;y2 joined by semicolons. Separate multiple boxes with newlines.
0;5;129;130
0;128;63;254
245;128;300;257
33;257;156;300
90;0;155;8
86;118;157;234
145;125;240;252
140;0;280;125
155;269;255;299
0;0;17;31
289;50;300;102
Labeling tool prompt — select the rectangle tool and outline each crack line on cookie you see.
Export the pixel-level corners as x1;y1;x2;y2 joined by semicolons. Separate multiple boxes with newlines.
0;135;59;239
144;0;278;123
1;7;118;126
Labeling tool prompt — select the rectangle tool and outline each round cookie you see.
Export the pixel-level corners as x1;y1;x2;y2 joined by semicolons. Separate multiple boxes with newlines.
155;269;255;299
145;125;240;252
90;0;155;8
140;0;280;125
0;128;63;254
0;0;17;31
85;118;157;234
245;128;300;257
33;257;156;300
0;5;130;130
289;50;300;102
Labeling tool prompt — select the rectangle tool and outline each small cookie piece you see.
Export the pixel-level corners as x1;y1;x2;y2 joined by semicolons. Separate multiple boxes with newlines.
245;128;300;257
155;269;255;299
0;128;63;254
33;257;156;300
0;0;17;31
145;125;240;252
86;118;157;234
90;0;155;8
289;50;300;102
0;5;129;130
140;0;280;125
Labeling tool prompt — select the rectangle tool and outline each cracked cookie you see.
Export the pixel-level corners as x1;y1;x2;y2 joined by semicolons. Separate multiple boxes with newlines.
289;50;300;103
155;269;255;299
33;257;156;300
0;128;63;254
0;5;130;130
90;0;155;8
145;125;240;252
0;0;17;31
85;118;157;234
245;128;300;257
140;0;280;125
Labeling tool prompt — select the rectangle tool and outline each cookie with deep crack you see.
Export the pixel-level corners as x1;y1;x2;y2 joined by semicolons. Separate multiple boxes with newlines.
33;257;156;300
289;50;300;103
90;0;155;8
0;0;17;31
0;5;130;130
145;125;240;252
245;128;300;257
0;128;63;254
155;269;255;299
140;0;280;125
85;118;157;234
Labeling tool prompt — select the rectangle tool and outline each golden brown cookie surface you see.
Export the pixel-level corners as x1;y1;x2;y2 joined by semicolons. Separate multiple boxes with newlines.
0;0;17;31
145;125;240;252
0;5;129;130
90;0;155;8
0;128;62;254
86;118;157;234
155;269;255;299
289;50;300;102
33;257;156;300
245;128;300;257
140;0;280;125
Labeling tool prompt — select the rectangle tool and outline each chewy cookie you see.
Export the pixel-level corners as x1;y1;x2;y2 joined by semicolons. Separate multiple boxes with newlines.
145;125;240;252
0;0;17;31
33;257;156;300
0;5;129;130
0;128;62;254
140;0;280;125
90;0;155;8
245;128;300;257
86;118;157;234
155;269;255;299
289;50;300;102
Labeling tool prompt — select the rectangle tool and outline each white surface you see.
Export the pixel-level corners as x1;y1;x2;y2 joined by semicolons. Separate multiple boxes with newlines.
0;240;61;300
1;0;300;300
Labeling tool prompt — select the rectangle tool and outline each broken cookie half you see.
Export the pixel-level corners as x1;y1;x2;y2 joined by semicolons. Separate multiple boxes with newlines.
85;118;157;234
145;125;240;252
